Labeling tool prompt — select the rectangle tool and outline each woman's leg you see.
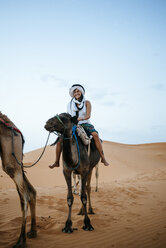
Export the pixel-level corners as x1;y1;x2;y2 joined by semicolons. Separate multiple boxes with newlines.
49;140;62;168
91;132;109;166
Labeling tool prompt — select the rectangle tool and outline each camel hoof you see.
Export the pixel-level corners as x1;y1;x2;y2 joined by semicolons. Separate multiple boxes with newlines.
88;208;95;215
82;224;94;231
77;208;85;215
27;230;37;239
62;227;73;233
13;242;27;248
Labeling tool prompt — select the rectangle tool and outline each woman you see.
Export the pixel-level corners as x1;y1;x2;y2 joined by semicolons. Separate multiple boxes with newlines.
49;84;109;168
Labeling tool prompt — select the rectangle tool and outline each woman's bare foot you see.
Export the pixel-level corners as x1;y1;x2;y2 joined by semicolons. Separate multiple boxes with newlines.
49;162;60;169
101;157;109;166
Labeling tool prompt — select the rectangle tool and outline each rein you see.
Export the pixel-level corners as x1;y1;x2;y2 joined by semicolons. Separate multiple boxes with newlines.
55;114;81;171
70;125;80;171
11;129;51;168
0;117;50;168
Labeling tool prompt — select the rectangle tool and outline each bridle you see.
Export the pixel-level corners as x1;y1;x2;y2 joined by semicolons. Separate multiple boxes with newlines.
53;114;68;139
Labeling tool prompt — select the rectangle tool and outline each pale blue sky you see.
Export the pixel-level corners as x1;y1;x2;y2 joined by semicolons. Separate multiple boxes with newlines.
0;0;166;152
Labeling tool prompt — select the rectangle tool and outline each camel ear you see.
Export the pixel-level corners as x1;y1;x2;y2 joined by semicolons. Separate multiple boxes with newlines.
71;116;78;124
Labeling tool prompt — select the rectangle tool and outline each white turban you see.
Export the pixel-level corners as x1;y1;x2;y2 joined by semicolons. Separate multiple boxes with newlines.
69;84;85;98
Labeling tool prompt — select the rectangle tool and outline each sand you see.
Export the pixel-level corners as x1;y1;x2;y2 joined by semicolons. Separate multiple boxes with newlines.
0;141;166;248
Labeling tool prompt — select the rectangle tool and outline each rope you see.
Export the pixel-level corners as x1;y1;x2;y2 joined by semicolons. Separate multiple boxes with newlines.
11;129;51;168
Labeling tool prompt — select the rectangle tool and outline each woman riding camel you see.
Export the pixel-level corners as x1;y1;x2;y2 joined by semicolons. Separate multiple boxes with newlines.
49;84;109;168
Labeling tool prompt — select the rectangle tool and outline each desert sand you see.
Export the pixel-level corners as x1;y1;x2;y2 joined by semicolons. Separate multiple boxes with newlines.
0;141;166;248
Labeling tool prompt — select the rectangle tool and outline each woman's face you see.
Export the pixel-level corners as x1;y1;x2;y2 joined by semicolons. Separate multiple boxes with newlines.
73;88;82;100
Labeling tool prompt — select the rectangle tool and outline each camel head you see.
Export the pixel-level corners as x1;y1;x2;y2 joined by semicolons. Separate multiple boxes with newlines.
45;113;77;134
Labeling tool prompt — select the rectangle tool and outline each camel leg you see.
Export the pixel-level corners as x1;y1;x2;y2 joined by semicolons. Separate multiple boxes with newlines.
23;174;37;239
81;174;94;231
62;170;74;233
78;175;81;196
12;170;29;248
78;171;94;215
95;164;99;192
86;170;95;214
77;180;85;216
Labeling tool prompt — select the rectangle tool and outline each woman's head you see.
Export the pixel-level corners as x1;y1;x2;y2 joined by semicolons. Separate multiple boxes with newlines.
69;84;85;101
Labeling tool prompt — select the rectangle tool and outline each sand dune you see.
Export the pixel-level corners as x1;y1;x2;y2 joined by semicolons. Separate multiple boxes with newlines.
0;141;166;248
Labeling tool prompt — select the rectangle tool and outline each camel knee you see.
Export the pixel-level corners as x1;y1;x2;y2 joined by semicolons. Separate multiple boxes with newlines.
5;166;15;178
67;195;73;207
27;182;36;201
81;193;87;206
29;189;36;206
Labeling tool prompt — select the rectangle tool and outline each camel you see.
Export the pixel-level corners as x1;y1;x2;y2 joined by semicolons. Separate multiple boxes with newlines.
45;113;100;232
0;112;37;248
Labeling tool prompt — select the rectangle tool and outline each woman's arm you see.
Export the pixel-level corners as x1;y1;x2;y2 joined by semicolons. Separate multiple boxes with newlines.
77;100;91;121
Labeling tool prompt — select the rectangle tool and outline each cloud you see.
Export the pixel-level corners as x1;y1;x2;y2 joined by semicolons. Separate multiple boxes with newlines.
88;88;119;99
152;83;165;91
87;86;119;107
119;102;128;107
100;100;116;106
41;74;69;87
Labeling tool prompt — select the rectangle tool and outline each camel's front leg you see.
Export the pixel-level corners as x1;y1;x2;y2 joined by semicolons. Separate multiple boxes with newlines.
81;174;94;231
62;170;74;233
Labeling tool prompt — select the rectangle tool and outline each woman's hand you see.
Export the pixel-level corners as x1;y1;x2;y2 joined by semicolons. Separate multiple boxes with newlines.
77;117;84;121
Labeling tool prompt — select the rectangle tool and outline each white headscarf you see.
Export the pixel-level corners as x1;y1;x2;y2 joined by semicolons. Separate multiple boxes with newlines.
69;84;85;98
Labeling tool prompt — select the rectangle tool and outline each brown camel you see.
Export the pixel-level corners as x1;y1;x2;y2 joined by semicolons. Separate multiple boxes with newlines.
45;113;100;232
0;112;37;248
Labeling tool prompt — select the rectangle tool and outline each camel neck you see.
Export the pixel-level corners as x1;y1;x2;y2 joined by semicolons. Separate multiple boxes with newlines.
62;134;79;169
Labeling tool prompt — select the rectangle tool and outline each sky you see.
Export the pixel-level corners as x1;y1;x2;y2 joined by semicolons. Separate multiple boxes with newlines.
0;0;166;152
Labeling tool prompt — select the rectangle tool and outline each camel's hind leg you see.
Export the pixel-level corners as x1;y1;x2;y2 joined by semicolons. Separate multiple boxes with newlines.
78;170;94;215
86;170;95;214
95;163;99;192
23;173;37;239
12;170;37;248
78;174;81;196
